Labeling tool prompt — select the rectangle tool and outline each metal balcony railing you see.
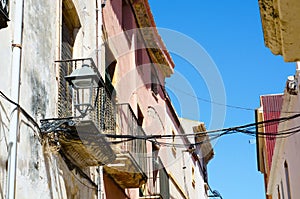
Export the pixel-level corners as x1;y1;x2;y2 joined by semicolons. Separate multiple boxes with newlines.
143;157;169;199
55;58;116;136
39;58;117;167
115;103;147;175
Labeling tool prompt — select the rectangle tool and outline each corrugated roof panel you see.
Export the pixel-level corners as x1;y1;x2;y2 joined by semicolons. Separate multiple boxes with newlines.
261;94;283;172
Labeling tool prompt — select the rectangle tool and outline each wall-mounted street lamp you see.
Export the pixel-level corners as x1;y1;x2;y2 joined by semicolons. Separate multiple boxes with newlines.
65;64;103;117
0;0;9;29
40;58;116;169
208;190;223;199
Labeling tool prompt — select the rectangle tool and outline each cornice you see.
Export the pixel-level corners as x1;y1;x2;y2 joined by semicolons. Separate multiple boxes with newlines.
130;0;174;77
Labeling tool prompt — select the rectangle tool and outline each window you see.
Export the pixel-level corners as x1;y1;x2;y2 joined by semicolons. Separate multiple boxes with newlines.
105;45;117;97
122;0;133;31
136;48;143;67
151;66;159;95
284;161;292;199
171;130;176;157
192;166;196;188
277;184;281;199
135;32;145;75
0;0;9;29
137;104;144;126
281;180;285;199
152;142;160;181
159;164;170;199
58;0;81;117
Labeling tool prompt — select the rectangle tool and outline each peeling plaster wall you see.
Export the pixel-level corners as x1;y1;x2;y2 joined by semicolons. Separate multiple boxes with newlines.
0;0;100;198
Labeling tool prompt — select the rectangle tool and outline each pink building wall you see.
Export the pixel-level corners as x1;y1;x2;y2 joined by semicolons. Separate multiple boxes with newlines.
102;0;209;199
103;0;171;197
104;174;128;199
103;0;169;137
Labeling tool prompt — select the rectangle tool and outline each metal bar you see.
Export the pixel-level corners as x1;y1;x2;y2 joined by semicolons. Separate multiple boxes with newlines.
6;0;24;198
40;116;81;122
54;57;94;63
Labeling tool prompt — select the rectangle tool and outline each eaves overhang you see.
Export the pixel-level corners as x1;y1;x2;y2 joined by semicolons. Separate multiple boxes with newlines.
193;123;214;165
258;0;300;61
130;0;175;77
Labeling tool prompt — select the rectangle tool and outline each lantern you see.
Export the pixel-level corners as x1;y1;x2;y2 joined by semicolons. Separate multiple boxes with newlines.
65;64;102;117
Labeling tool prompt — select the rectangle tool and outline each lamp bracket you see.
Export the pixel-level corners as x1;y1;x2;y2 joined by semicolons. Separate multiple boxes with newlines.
40;117;78;134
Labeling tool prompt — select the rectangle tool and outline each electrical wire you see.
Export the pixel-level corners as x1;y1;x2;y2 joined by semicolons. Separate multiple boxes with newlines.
4;90;298;199
103;112;300;142
105;113;300;148
0;91;42;134
2;89;300;149
167;85;300;114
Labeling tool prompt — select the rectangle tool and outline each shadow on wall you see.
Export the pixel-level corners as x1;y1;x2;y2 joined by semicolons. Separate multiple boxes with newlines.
0;98;10;199
30;71;48;119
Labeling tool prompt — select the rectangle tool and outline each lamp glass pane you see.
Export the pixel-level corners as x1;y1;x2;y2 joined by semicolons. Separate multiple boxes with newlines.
72;78;93;89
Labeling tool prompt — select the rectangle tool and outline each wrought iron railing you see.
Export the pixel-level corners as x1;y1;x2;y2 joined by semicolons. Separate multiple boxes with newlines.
115;103;147;174
0;0;9;28
55;58;116;136
144;156;170;199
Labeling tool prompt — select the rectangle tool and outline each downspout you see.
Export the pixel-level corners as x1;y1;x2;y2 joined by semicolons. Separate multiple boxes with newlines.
96;1;106;199
181;150;190;199
6;0;24;198
97;166;104;199
96;0;106;74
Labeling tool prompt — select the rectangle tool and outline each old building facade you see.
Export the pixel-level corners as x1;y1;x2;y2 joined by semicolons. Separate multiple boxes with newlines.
257;0;300;198
0;0;213;199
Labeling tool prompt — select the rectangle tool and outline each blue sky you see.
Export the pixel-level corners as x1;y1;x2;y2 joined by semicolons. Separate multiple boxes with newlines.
148;1;295;199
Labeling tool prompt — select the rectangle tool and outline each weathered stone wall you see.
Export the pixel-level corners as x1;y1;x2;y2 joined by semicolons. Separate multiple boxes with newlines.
0;0;101;198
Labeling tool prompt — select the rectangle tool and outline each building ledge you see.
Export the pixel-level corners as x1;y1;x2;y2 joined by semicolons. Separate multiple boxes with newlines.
140;196;162;199
42;120;116;168
104;153;147;189
259;0;300;61
130;0;175;77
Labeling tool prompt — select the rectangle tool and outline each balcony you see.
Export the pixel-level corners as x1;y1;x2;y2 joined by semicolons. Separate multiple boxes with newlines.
0;0;9;29
104;103;148;189
41;58;116;167
140;157;169;199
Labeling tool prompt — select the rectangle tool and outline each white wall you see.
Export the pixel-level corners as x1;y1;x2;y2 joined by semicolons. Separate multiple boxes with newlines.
158;117;208;199
268;70;300;198
0;0;100;198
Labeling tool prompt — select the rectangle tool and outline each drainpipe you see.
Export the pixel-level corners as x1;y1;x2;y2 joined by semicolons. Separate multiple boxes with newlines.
6;0;24;198
97;165;104;199
181;150;190;199
96;1;106;199
96;0;106;75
